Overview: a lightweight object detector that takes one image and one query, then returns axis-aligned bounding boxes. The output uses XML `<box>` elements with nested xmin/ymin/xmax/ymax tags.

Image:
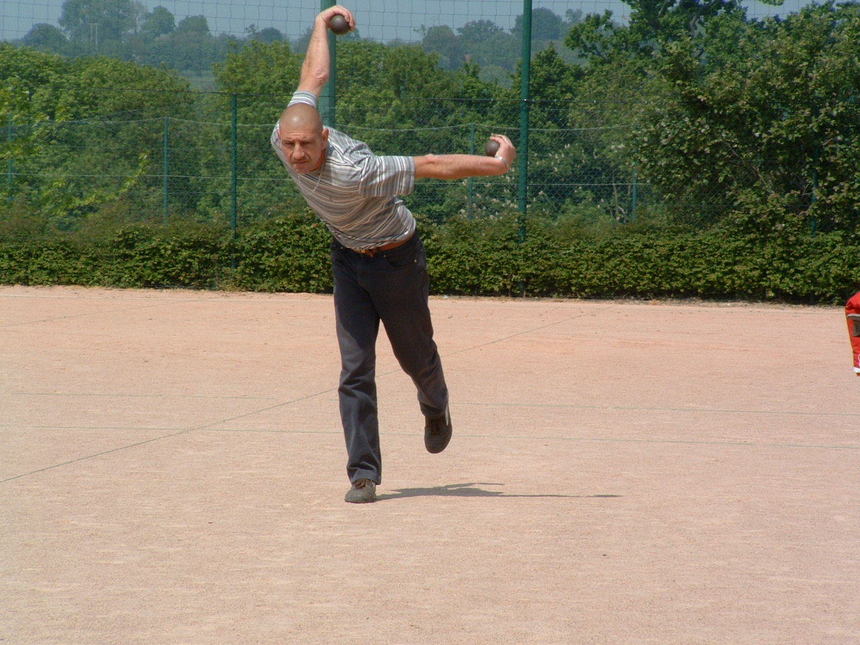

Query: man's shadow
<box><xmin>375</xmin><ymin>482</ymin><xmax>621</xmax><ymax>501</ymax></box>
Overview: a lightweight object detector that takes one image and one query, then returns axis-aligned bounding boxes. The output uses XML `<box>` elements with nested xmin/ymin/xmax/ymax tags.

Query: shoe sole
<box><xmin>425</xmin><ymin>433</ymin><xmax>451</xmax><ymax>453</ymax></box>
<box><xmin>344</xmin><ymin>482</ymin><xmax>377</xmax><ymax>503</ymax></box>
<box><xmin>425</xmin><ymin>407</ymin><xmax>452</xmax><ymax>453</ymax></box>
<box><xmin>344</xmin><ymin>492</ymin><xmax>376</xmax><ymax>503</ymax></box>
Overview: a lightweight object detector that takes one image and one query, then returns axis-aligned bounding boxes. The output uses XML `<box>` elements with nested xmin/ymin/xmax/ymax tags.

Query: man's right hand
<box><xmin>488</xmin><ymin>134</ymin><xmax>516</xmax><ymax>171</ymax></box>
<box><xmin>317</xmin><ymin>5</ymin><xmax>356</xmax><ymax>32</ymax></box>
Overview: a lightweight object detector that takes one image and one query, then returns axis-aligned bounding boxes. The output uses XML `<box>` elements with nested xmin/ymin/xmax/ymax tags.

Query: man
<box><xmin>271</xmin><ymin>5</ymin><xmax>516</xmax><ymax>503</ymax></box>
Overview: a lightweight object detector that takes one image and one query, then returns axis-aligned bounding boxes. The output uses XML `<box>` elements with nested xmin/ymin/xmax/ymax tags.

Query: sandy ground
<box><xmin>1</xmin><ymin>285</ymin><xmax>858</xmax><ymax>644</ymax></box>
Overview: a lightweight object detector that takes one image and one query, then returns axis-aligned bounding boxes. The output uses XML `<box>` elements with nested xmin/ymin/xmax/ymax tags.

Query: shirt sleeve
<box><xmin>288</xmin><ymin>91</ymin><xmax>318</xmax><ymax>109</ymax></box>
<box><xmin>357</xmin><ymin>155</ymin><xmax>416</xmax><ymax>198</ymax></box>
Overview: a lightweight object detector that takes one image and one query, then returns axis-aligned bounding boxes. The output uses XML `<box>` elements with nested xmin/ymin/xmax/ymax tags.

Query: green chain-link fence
<box><xmin>3</xmin><ymin>91</ymin><xmax>658</xmax><ymax>232</ymax></box>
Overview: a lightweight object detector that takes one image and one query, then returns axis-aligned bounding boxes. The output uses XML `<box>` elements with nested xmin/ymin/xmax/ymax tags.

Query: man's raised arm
<box><xmin>297</xmin><ymin>5</ymin><xmax>355</xmax><ymax>97</ymax></box>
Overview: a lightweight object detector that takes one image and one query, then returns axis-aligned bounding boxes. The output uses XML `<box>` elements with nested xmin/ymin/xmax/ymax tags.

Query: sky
<box><xmin>1</xmin><ymin>0</ymin><xmax>817</xmax><ymax>43</ymax></box>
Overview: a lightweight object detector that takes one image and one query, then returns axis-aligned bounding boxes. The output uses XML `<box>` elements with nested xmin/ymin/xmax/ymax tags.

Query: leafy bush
<box><xmin>231</xmin><ymin>212</ymin><xmax>332</xmax><ymax>292</ymax></box>
<box><xmin>0</xmin><ymin>217</ymin><xmax>226</xmax><ymax>288</ymax></box>
<box><xmin>0</xmin><ymin>210</ymin><xmax>857</xmax><ymax>304</ymax></box>
<box><xmin>91</xmin><ymin>223</ymin><xmax>226</xmax><ymax>288</ymax></box>
<box><xmin>424</xmin><ymin>211</ymin><xmax>859</xmax><ymax>303</ymax></box>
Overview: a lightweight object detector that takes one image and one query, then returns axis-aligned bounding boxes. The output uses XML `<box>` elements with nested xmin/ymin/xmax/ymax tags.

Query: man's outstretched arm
<box><xmin>297</xmin><ymin>5</ymin><xmax>355</xmax><ymax>97</ymax></box>
<box><xmin>414</xmin><ymin>134</ymin><xmax>517</xmax><ymax>180</ymax></box>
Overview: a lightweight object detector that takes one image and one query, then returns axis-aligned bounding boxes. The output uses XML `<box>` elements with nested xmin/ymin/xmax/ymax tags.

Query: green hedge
<box><xmin>424</xmin><ymin>214</ymin><xmax>860</xmax><ymax>303</ymax></box>
<box><xmin>0</xmin><ymin>222</ymin><xmax>226</xmax><ymax>289</ymax></box>
<box><xmin>1</xmin><ymin>212</ymin><xmax>858</xmax><ymax>304</ymax></box>
<box><xmin>231</xmin><ymin>216</ymin><xmax>332</xmax><ymax>292</ymax></box>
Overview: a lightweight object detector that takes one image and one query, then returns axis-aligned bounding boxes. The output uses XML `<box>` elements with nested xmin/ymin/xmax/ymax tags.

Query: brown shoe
<box><xmin>424</xmin><ymin>405</ymin><xmax>452</xmax><ymax>453</ymax></box>
<box><xmin>344</xmin><ymin>479</ymin><xmax>377</xmax><ymax>503</ymax></box>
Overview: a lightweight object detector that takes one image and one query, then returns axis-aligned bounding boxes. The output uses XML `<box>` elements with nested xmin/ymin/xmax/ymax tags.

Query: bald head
<box><xmin>277</xmin><ymin>102</ymin><xmax>329</xmax><ymax>174</ymax></box>
<box><xmin>280</xmin><ymin>102</ymin><xmax>324</xmax><ymax>135</ymax></box>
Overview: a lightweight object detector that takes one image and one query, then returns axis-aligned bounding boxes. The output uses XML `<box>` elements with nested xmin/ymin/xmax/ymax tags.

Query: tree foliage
<box><xmin>20</xmin><ymin>0</ymin><xmax>585</xmax><ymax>82</ymax></box>
<box><xmin>140</xmin><ymin>7</ymin><xmax>175</xmax><ymax>40</ymax></box>
<box><xmin>1</xmin><ymin>45</ymin><xmax>194</xmax><ymax>229</ymax></box>
<box><xmin>58</xmin><ymin>0</ymin><xmax>139</xmax><ymax>45</ymax></box>
<box><xmin>635</xmin><ymin>3</ymin><xmax>860</xmax><ymax>233</ymax></box>
<box><xmin>2</xmin><ymin>0</ymin><xmax>860</xmax><ymax>250</ymax></box>
<box><xmin>566</xmin><ymin>0</ymin><xmax>749</xmax><ymax>64</ymax></box>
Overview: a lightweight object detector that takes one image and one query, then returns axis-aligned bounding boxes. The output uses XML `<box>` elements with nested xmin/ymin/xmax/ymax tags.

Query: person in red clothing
<box><xmin>845</xmin><ymin>292</ymin><xmax>860</xmax><ymax>376</ymax></box>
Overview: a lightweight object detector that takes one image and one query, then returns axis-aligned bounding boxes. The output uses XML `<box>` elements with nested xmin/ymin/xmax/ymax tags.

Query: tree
<box><xmin>58</xmin><ymin>56</ymin><xmax>192</xmax><ymax>119</ymax></box>
<box><xmin>211</xmin><ymin>41</ymin><xmax>307</xmax><ymax>219</ymax></box>
<box><xmin>20</xmin><ymin>24</ymin><xmax>69</xmax><ymax>55</ymax></box>
<box><xmin>635</xmin><ymin>3</ymin><xmax>860</xmax><ymax>232</ymax></box>
<box><xmin>1</xmin><ymin>45</ymin><xmax>198</xmax><ymax>228</ymax></box>
<box><xmin>566</xmin><ymin>0</ymin><xmax>750</xmax><ymax>64</ymax></box>
<box><xmin>0</xmin><ymin>44</ymin><xmax>70</xmax><ymax>122</ymax></box>
<box><xmin>140</xmin><ymin>6</ymin><xmax>175</xmax><ymax>40</ymax></box>
<box><xmin>159</xmin><ymin>16</ymin><xmax>219</xmax><ymax>72</ymax></box>
<box><xmin>457</xmin><ymin>20</ymin><xmax>505</xmax><ymax>42</ymax></box>
<box><xmin>215</xmin><ymin>40</ymin><xmax>300</xmax><ymax>115</ymax></box>
<box><xmin>421</xmin><ymin>25</ymin><xmax>464</xmax><ymax>70</ymax></box>
<box><xmin>58</xmin><ymin>0</ymin><xmax>140</xmax><ymax>45</ymax></box>
<box><xmin>250</xmin><ymin>27</ymin><xmax>284</xmax><ymax>43</ymax></box>
<box><xmin>511</xmin><ymin>7</ymin><xmax>565</xmax><ymax>41</ymax></box>
<box><xmin>457</xmin><ymin>20</ymin><xmax>519</xmax><ymax>74</ymax></box>
<box><xmin>564</xmin><ymin>11</ymin><xmax>623</xmax><ymax>62</ymax></box>
<box><xmin>176</xmin><ymin>15</ymin><xmax>210</xmax><ymax>36</ymax></box>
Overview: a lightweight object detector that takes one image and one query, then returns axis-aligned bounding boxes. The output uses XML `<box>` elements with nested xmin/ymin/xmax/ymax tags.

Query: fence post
<box><xmin>6</xmin><ymin>114</ymin><xmax>13</xmax><ymax>200</ymax></box>
<box><xmin>467</xmin><ymin>123</ymin><xmax>476</xmax><ymax>217</ymax></box>
<box><xmin>630</xmin><ymin>166</ymin><xmax>638</xmax><ymax>221</ymax></box>
<box><xmin>320</xmin><ymin>0</ymin><xmax>336</xmax><ymax>127</ymax></box>
<box><xmin>810</xmin><ymin>143</ymin><xmax>819</xmax><ymax>235</ymax></box>
<box><xmin>162</xmin><ymin>116</ymin><xmax>169</xmax><ymax>224</ymax></box>
<box><xmin>230</xmin><ymin>93</ymin><xmax>238</xmax><ymax>238</ymax></box>
<box><xmin>517</xmin><ymin>0</ymin><xmax>533</xmax><ymax>237</ymax></box>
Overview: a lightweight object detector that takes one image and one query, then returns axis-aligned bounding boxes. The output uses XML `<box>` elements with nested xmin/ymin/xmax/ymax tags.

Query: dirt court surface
<box><xmin>1</xmin><ymin>285</ymin><xmax>858</xmax><ymax>644</ymax></box>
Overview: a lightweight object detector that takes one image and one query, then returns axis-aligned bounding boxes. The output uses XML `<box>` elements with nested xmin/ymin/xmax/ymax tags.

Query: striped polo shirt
<box><xmin>271</xmin><ymin>91</ymin><xmax>416</xmax><ymax>251</ymax></box>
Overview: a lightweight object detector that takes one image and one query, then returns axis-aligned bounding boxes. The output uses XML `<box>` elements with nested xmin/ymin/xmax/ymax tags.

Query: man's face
<box><xmin>279</xmin><ymin>125</ymin><xmax>328</xmax><ymax>174</ymax></box>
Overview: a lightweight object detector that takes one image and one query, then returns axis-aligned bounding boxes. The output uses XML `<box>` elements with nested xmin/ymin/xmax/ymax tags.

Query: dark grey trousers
<box><xmin>331</xmin><ymin>233</ymin><xmax>448</xmax><ymax>485</ymax></box>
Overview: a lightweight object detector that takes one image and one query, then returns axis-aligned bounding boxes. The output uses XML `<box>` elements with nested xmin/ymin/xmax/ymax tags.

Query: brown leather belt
<box><xmin>355</xmin><ymin>234</ymin><xmax>413</xmax><ymax>257</ymax></box>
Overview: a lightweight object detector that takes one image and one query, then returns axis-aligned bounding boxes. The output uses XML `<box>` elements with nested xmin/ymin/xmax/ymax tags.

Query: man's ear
<box><xmin>321</xmin><ymin>127</ymin><xmax>330</xmax><ymax>143</ymax></box>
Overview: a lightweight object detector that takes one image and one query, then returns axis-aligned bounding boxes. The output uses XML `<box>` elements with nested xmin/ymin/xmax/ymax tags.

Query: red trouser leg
<box><xmin>845</xmin><ymin>292</ymin><xmax>860</xmax><ymax>376</ymax></box>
